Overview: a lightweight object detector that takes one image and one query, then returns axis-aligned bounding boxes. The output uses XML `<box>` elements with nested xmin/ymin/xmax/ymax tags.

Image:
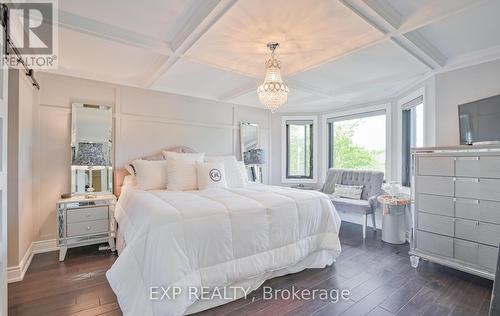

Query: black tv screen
<box><xmin>459</xmin><ymin>94</ymin><xmax>500</xmax><ymax>145</ymax></box>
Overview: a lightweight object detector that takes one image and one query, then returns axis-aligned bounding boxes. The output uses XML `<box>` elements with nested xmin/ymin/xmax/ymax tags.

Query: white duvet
<box><xmin>106</xmin><ymin>184</ymin><xmax>341</xmax><ymax>316</ymax></box>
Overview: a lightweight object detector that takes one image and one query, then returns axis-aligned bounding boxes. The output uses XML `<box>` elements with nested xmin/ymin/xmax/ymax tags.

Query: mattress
<box><xmin>106</xmin><ymin>184</ymin><xmax>341</xmax><ymax>315</ymax></box>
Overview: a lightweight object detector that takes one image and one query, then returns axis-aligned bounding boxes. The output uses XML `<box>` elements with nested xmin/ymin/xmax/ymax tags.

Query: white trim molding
<box><xmin>321</xmin><ymin>103</ymin><xmax>392</xmax><ymax>183</ymax></box>
<box><xmin>7</xmin><ymin>244</ymin><xmax>33</xmax><ymax>283</ymax></box>
<box><xmin>396</xmin><ymin>87</ymin><xmax>425</xmax><ymax>184</ymax></box>
<box><xmin>7</xmin><ymin>239</ymin><xmax>58</xmax><ymax>283</ymax></box>
<box><xmin>281</xmin><ymin>115</ymin><xmax>319</xmax><ymax>184</ymax></box>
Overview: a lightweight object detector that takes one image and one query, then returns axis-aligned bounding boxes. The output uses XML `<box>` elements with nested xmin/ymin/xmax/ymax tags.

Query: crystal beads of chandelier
<box><xmin>257</xmin><ymin>53</ymin><xmax>289</xmax><ymax>113</ymax></box>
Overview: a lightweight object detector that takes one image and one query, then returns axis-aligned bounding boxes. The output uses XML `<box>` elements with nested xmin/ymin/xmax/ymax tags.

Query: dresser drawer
<box><xmin>416</xmin><ymin>176</ymin><xmax>454</xmax><ymax>196</ymax></box>
<box><xmin>455</xmin><ymin>178</ymin><xmax>500</xmax><ymax>201</ymax></box>
<box><xmin>417</xmin><ymin>194</ymin><xmax>454</xmax><ymax>217</ymax></box>
<box><xmin>455</xmin><ymin>218</ymin><xmax>500</xmax><ymax>247</ymax></box>
<box><xmin>418</xmin><ymin>212</ymin><xmax>454</xmax><ymax>237</ymax></box>
<box><xmin>67</xmin><ymin>219</ymin><xmax>109</xmax><ymax>237</ymax></box>
<box><xmin>478</xmin><ymin>179</ymin><xmax>500</xmax><ymax>201</ymax></box>
<box><xmin>478</xmin><ymin>244</ymin><xmax>499</xmax><ymax>271</ymax></box>
<box><xmin>455</xmin><ymin>198</ymin><xmax>500</xmax><ymax>224</ymax></box>
<box><xmin>454</xmin><ymin>238</ymin><xmax>478</xmax><ymax>265</ymax></box>
<box><xmin>418</xmin><ymin>156</ymin><xmax>454</xmax><ymax>176</ymax></box>
<box><xmin>456</xmin><ymin>156</ymin><xmax>500</xmax><ymax>178</ymax></box>
<box><xmin>417</xmin><ymin>230</ymin><xmax>453</xmax><ymax>258</ymax></box>
<box><xmin>67</xmin><ymin>206</ymin><xmax>108</xmax><ymax>223</ymax></box>
<box><xmin>454</xmin><ymin>177</ymin><xmax>480</xmax><ymax>199</ymax></box>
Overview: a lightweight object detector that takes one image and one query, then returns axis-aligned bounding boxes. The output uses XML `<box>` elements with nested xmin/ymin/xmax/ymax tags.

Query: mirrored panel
<box><xmin>240</xmin><ymin>122</ymin><xmax>264</xmax><ymax>182</ymax></box>
<box><xmin>71</xmin><ymin>103</ymin><xmax>112</xmax><ymax>195</ymax></box>
<box><xmin>240</xmin><ymin>122</ymin><xmax>259</xmax><ymax>159</ymax></box>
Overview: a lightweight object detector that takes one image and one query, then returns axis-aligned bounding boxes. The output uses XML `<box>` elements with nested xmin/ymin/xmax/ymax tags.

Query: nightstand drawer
<box><xmin>67</xmin><ymin>219</ymin><xmax>109</xmax><ymax>237</ymax></box>
<box><xmin>67</xmin><ymin>206</ymin><xmax>108</xmax><ymax>223</ymax></box>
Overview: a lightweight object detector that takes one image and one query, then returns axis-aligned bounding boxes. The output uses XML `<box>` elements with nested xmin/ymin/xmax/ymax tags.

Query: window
<box><xmin>286</xmin><ymin>120</ymin><xmax>313</xmax><ymax>179</ymax></box>
<box><xmin>402</xmin><ymin>96</ymin><xmax>424</xmax><ymax>187</ymax></box>
<box><xmin>327</xmin><ymin>111</ymin><xmax>386</xmax><ymax>174</ymax></box>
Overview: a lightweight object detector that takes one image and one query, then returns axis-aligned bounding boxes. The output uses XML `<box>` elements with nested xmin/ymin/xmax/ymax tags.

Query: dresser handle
<box><xmin>87</xmin><ymin>226</ymin><xmax>91</xmax><ymax>230</ymax></box>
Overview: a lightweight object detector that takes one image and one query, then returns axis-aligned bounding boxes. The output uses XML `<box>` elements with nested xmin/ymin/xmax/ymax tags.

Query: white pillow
<box><xmin>164</xmin><ymin>151</ymin><xmax>205</xmax><ymax>191</ymax></box>
<box><xmin>205</xmin><ymin>156</ymin><xmax>246</xmax><ymax>188</ymax></box>
<box><xmin>237</xmin><ymin>161</ymin><xmax>249</xmax><ymax>184</ymax></box>
<box><xmin>127</xmin><ymin>159</ymin><xmax>167</xmax><ymax>190</ymax></box>
<box><xmin>332</xmin><ymin>184</ymin><xmax>364</xmax><ymax>200</ymax></box>
<box><xmin>196</xmin><ymin>162</ymin><xmax>228</xmax><ymax>190</ymax></box>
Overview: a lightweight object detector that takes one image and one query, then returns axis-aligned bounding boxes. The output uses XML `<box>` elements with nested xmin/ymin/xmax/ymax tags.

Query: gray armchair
<box><xmin>321</xmin><ymin>169</ymin><xmax>384</xmax><ymax>239</ymax></box>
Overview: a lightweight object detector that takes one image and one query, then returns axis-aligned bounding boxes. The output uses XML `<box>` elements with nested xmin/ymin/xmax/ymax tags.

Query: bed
<box><xmin>106</xmin><ymin>147</ymin><xmax>342</xmax><ymax>316</ymax></box>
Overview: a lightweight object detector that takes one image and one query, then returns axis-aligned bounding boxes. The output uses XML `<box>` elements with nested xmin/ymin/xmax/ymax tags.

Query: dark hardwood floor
<box><xmin>8</xmin><ymin>222</ymin><xmax>493</xmax><ymax>316</ymax></box>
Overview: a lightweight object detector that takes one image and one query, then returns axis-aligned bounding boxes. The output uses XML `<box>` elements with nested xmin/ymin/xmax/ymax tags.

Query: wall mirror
<box><xmin>240</xmin><ymin>122</ymin><xmax>264</xmax><ymax>182</ymax></box>
<box><xmin>240</xmin><ymin>122</ymin><xmax>259</xmax><ymax>159</ymax></box>
<box><xmin>71</xmin><ymin>103</ymin><xmax>113</xmax><ymax>195</ymax></box>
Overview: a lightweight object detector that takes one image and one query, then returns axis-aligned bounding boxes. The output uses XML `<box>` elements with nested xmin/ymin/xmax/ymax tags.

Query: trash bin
<box><xmin>381</xmin><ymin>204</ymin><xmax>406</xmax><ymax>244</ymax></box>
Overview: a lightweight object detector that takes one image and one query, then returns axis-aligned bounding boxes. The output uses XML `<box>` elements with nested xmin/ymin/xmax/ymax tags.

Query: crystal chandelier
<box><xmin>257</xmin><ymin>42</ymin><xmax>289</xmax><ymax>113</ymax></box>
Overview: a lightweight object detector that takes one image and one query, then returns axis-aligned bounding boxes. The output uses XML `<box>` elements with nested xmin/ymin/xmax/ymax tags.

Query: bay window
<box><xmin>327</xmin><ymin>110</ymin><xmax>387</xmax><ymax>174</ymax></box>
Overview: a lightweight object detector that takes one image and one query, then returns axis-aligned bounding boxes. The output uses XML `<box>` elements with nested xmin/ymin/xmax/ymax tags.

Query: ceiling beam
<box><xmin>399</xmin><ymin>0</ymin><xmax>489</xmax><ymax>34</ymax></box>
<box><xmin>56</xmin><ymin>9</ymin><xmax>173</xmax><ymax>56</ymax></box>
<box><xmin>143</xmin><ymin>0</ymin><xmax>239</xmax><ymax>88</ymax></box>
<box><xmin>342</xmin><ymin>0</ymin><xmax>444</xmax><ymax>69</ymax></box>
<box><xmin>218</xmin><ymin>82</ymin><xmax>257</xmax><ymax>102</ymax></box>
<box><xmin>362</xmin><ymin>0</ymin><xmax>402</xmax><ymax>30</ymax></box>
<box><xmin>402</xmin><ymin>32</ymin><xmax>447</xmax><ymax>67</ymax></box>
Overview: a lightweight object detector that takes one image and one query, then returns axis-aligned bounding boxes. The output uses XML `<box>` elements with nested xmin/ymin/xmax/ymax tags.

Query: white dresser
<box><xmin>57</xmin><ymin>195</ymin><xmax>117</xmax><ymax>261</ymax></box>
<box><xmin>411</xmin><ymin>145</ymin><xmax>500</xmax><ymax>280</ymax></box>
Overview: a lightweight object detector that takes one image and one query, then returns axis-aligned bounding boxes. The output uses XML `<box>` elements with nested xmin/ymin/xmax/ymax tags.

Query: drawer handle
<box><xmin>85</xmin><ymin>213</ymin><xmax>91</xmax><ymax>217</ymax></box>
<box><xmin>86</xmin><ymin>226</ymin><xmax>91</xmax><ymax>230</ymax></box>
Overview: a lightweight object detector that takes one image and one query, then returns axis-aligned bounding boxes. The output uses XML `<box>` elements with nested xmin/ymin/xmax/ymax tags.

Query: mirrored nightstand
<box><xmin>57</xmin><ymin>194</ymin><xmax>116</xmax><ymax>261</ymax></box>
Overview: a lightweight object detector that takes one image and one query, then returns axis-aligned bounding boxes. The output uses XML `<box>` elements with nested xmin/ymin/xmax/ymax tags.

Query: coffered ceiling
<box><xmin>37</xmin><ymin>0</ymin><xmax>500</xmax><ymax>112</ymax></box>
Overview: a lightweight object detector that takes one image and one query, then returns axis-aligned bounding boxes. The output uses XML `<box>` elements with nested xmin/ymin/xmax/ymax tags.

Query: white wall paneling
<box><xmin>21</xmin><ymin>72</ymin><xmax>271</xmax><ymax>272</ymax></box>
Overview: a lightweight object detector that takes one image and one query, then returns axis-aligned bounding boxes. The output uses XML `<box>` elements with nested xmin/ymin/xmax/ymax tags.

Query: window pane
<box><xmin>330</xmin><ymin>114</ymin><xmax>386</xmax><ymax>173</ymax></box>
<box><xmin>287</xmin><ymin>123</ymin><xmax>312</xmax><ymax>178</ymax></box>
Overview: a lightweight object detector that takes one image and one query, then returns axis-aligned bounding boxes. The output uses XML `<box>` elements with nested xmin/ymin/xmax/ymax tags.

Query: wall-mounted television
<box><xmin>459</xmin><ymin>94</ymin><xmax>500</xmax><ymax>145</ymax></box>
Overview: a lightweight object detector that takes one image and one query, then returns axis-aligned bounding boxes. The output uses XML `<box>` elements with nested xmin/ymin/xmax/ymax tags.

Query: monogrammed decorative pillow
<box><xmin>332</xmin><ymin>184</ymin><xmax>364</xmax><ymax>200</ymax></box>
<box><xmin>205</xmin><ymin>155</ymin><xmax>247</xmax><ymax>188</ymax></box>
<box><xmin>196</xmin><ymin>162</ymin><xmax>228</xmax><ymax>190</ymax></box>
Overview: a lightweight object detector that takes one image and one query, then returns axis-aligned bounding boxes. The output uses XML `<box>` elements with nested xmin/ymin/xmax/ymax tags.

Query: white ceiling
<box><xmin>37</xmin><ymin>0</ymin><xmax>500</xmax><ymax>112</ymax></box>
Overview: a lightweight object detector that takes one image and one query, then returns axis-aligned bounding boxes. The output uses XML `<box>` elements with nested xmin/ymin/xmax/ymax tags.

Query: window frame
<box><xmin>322</xmin><ymin>104</ymin><xmax>391</xmax><ymax>183</ymax></box>
<box><xmin>326</xmin><ymin>109</ymin><xmax>387</xmax><ymax>171</ymax></box>
<box><xmin>397</xmin><ymin>87</ymin><xmax>425</xmax><ymax>187</ymax></box>
<box><xmin>281</xmin><ymin>116</ymin><xmax>318</xmax><ymax>184</ymax></box>
<box><xmin>401</xmin><ymin>96</ymin><xmax>424</xmax><ymax>187</ymax></box>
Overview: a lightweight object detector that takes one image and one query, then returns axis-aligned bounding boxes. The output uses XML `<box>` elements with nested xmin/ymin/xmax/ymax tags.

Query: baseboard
<box><xmin>7</xmin><ymin>243</ymin><xmax>33</xmax><ymax>283</ymax></box>
<box><xmin>32</xmin><ymin>239</ymin><xmax>58</xmax><ymax>254</ymax></box>
<box><xmin>7</xmin><ymin>239</ymin><xmax>58</xmax><ymax>283</ymax></box>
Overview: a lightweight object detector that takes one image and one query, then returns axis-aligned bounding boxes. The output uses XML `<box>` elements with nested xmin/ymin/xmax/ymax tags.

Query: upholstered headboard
<box><xmin>113</xmin><ymin>146</ymin><xmax>196</xmax><ymax>197</ymax></box>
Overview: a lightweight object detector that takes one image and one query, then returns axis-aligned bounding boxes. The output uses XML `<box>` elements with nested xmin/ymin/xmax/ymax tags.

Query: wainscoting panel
<box><xmin>118</xmin><ymin>117</ymin><xmax>234</xmax><ymax>166</ymax></box>
<box><xmin>120</xmin><ymin>86</ymin><xmax>234</xmax><ymax>125</ymax></box>
<box><xmin>30</xmin><ymin>72</ymin><xmax>271</xmax><ymax>254</ymax></box>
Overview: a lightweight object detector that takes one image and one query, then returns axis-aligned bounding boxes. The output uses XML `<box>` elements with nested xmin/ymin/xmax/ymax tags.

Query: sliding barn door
<box><xmin>0</xmin><ymin>13</ymin><xmax>8</xmax><ymax>316</ymax></box>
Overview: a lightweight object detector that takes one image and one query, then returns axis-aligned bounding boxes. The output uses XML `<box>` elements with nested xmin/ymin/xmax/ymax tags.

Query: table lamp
<box><xmin>72</xmin><ymin>142</ymin><xmax>109</xmax><ymax>198</ymax></box>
